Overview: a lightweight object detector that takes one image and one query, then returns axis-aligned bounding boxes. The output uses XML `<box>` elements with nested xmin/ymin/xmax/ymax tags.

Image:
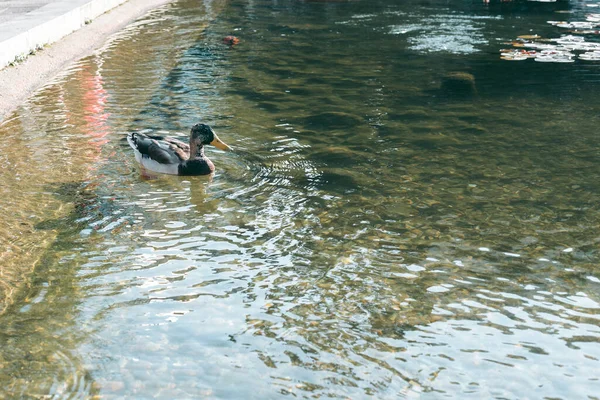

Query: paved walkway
<box><xmin>0</xmin><ymin>0</ymin><xmax>127</xmax><ymax>68</ymax></box>
<box><xmin>0</xmin><ymin>0</ymin><xmax>64</xmax><ymax>25</ymax></box>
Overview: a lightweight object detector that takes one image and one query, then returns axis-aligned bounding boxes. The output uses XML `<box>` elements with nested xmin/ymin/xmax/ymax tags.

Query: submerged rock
<box><xmin>297</xmin><ymin>111</ymin><xmax>364</xmax><ymax>130</ymax></box>
<box><xmin>440</xmin><ymin>72</ymin><xmax>477</xmax><ymax>97</ymax></box>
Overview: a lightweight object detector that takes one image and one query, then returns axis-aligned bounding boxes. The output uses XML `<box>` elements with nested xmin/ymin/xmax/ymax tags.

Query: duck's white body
<box><xmin>127</xmin><ymin>134</ymin><xmax>180</xmax><ymax>175</ymax></box>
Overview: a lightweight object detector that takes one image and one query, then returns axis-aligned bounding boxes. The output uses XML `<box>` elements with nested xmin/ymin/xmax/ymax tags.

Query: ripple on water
<box><xmin>2</xmin><ymin>0</ymin><xmax>600</xmax><ymax>398</ymax></box>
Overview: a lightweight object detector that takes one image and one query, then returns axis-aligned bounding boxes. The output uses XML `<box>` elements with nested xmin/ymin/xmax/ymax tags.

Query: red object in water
<box><xmin>223</xmin><ymin>36</ymin><xmax>240</xmax><ymax>46</ymax></box>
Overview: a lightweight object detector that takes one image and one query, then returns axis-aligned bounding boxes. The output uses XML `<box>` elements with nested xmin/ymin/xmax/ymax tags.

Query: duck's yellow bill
<box><xmin>210</xmin><ymin>134</ymin><xmax>232</xmax><ymax>151</ymax></box>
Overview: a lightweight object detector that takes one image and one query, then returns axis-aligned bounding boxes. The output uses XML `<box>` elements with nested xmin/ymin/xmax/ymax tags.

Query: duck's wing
<box><xmin>162</xmin><ymin>136</ymin><xmax>190</xmax><ymax>151</ymax></box>
<box><xmin>127</xmin><ymin>133</ymin><xmax>183</xmax><ymax>164</ymax></box>
<box><xmin>162</xmin><ymin>137</ymin><xmax>190</xmax><ymax>161</ymax></box>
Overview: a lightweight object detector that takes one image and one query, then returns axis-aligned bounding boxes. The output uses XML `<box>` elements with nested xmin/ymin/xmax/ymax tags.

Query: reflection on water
<box><xmin>1</xmin><ymin>0</ymin><xmax>600</xmax><ymax>398</ymax></box>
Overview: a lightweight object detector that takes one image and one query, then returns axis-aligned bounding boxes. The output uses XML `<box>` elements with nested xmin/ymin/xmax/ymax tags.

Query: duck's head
<box><xmin>191</xmin><ymin>123</ymin><xmax>231</xmax><ymax>151</ymax></box>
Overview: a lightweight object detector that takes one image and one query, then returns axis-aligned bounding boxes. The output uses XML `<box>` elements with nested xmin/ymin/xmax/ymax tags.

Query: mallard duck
<box><xmin>127</xmin><ymin>123</ymin><xmax>231</xmax><ymax>175</ymax></box>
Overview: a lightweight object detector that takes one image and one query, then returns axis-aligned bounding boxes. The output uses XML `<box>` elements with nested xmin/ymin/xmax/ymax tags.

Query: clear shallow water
<box><xmin>1</xmin><ymin>0</ymin><xmax>600</xmax><ymax>398</ymax></box>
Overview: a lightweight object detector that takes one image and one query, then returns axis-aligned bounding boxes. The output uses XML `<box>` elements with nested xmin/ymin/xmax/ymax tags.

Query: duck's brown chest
<box><xmin>178</xmin><ymin>158</ymin><xmax>214</xmax><ymax>176</ymax></box>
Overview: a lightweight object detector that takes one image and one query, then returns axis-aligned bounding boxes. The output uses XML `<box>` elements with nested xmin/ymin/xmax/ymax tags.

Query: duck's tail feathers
<box><xmin>127</xmin><ymin>132</ymin><xmax>139</xmax><ymax>150</ymax></box>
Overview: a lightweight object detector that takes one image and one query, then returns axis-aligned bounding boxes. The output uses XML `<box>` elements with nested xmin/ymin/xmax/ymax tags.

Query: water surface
<box><xmin>1</xmin><ymin>0</ymin><xmax>600</xmax><ymax>398</ymax></box>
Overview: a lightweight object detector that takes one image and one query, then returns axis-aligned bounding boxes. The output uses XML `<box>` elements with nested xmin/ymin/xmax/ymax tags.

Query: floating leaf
<box><xmin>579</xmin><ymin>51</ymin><xmax>600</xmax><ymax>60</ymax></box>
<box><xmin>566</xmin><ymin>29</ymin><xmax>600</xmax><ymax>35</ymax></box>
<box><xmin>587</xmin><ymin>14</ymin><xmax>600</xmax><ymax>23</ymax></box>
<box><xmin>535</xmin><ymin>55</ymin><xmax>575</xmax><ymax>63</ymax></box>
<box><xmin>525</xmin><ymin>42</ymin><xmax>557</xmax><ymax>50</ymax></box>
<box><xmin>502</xmin><ymin>24</ymin><xmax>600</xmax><ymax>63</ymax></box>
<box><xmin>552</xmin><ymin>35</ymin><xmax>585</xmax><ymax>43</ymax></box>
<box><xmin>518</xmin><ymin>34</ymin><xmax>541</xmax><ymax>40</ymax></box>
<box><xmin>500</xmin><ymin>49</ymin><xmax>536</xmax><ymax>60</ymax></box>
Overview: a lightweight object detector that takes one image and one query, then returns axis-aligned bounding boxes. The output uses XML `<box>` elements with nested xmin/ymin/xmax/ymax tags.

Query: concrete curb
<box><xmin>0</xmin><ymin>0</ymin><xmax>128</xmax><ymax>68</ymax></box>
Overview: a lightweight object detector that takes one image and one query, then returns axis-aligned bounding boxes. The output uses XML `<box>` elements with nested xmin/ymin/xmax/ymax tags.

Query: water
<box><xmin>1</xmin><ymin>0</ymin><xmax>600</xmax><ymax>398</ymax></box>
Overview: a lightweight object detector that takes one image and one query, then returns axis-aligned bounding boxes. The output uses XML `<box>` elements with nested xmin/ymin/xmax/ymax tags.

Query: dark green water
<box><xmin>1</xmin><ymin>0</ymin><xmax>600</xmax><ymax>398</ymax></box>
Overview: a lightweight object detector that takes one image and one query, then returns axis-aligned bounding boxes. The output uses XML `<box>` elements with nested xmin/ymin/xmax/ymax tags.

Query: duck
<box><xmin>127</xmin><ymin>123</ymin><xmax>231</xmax><ymax>175</ymax></box>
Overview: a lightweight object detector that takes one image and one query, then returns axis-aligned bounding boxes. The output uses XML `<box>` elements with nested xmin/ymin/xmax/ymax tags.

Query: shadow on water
<box><xmin>0</xmin><ymin>181</ymin><xmax>101</xmax><ymax>398</ymax></box>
